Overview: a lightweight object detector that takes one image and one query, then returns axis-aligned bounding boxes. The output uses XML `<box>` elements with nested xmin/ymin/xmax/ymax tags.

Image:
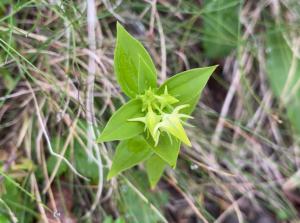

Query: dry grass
<box><xmin>1</xmin><ymin>0</ymin><xmax>300</xmax><ymax>222</ymax></box>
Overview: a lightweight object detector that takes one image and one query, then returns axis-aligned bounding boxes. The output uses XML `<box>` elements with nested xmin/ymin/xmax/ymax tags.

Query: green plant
<box><xmin>97</xmin><ymin>22</ymin><xmax>217</xmax><ymax>188</ymax></box>
<box><xmin>202</xmin><ymin>0</ymin><xmax>240</xmax><ymax>59</ymax></box>
<box><xmin>266</xmin><ymin>28</ymin><xmax>300</xmax><ymax>134</ymax></box>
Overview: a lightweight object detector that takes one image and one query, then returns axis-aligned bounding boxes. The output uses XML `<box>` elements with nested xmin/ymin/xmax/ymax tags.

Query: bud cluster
<box><xmin>129</xmin><ymin>87</ymin><xmax>193</xmax><ymax>146</ymax></box>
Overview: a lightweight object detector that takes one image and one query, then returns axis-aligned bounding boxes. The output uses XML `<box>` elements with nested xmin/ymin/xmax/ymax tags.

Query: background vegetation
<box><xmin>0</xmin><ymin>0</ymin><xmax>300</xmax><ymax>222</ymax></box>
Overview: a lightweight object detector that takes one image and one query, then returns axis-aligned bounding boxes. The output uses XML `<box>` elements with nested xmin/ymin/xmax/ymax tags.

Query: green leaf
<box><xmin>103</xmin><ymin>216</ymin><xmax>125</xmax><ymax>223</ymax></box>
<box><xmin>146</xmin><ymin>154</ymin><xmax>167</xmax><ymax>188</ymax></box>
<box><xmin>147</xmin><ymin>133</ymin><xmax>181</xmax><ymax>167</ymax></box>
<box><xmin>114</xmin><ymin>22</ymin><xmax>157</xmax><ymax>98</ymax></box>
<box><xmin>0</xmin><ymin>215</ymin><xmax>10</xmax><ymax>223</ymax></box>
<box><xmin>103</xmin><ymin>216</ymin><xmax>114</xmax><ymax>223</ymax></box>
<box><xmin>47</xmin><ymin>155</ymin><xmax>68</xmax><ymax>177</ymax></box>
<box><xmin>46</xmin><ymin>137</ymin><xmax>68</xmax><ymax>177</ymax></box>
<box><xmin>118</xmin><ymin>176</ymin><xmax>166</xmax><ymax>223</ymax></box>
<box><xmin>266</xmin><ymin>29</ymin><xmax>300</xmax><ymax>133</ymax></box>
<box><xmin>1</xmin><ymin>179</ymin><xmax>35</xmax><ymax>222</ymax></box>
<box><xmin>98</xmin><ymin>99</ymin><xmax>145</xmax><ymax>142</ymax></box>
<box><xmin>138</xmin><ymin>56</ymin><xmax>157</xmax><ymax>93</ymax></box>
<box><xmin>74</xmin><ymin>144</ymin><xmax>99</xmax><ymax>183</ymax></box>
<box><xmin>158</xmin><ymin>66</ymin><xmax>217</xmax><ymax>115</ymax></box>
<box><xmin>107</xmin><ymin>136</ymin><xmax>153</xmax><ymax>179</ymax></box>
<box><xmin>115</xmin><ymin>218</ymin><xmax>126</xmax><ymax>223</ymax></box>
<box><xmin>202</xmin><ymin>0</ymin><xmax>240</xmax><ymax>59</ymax></box>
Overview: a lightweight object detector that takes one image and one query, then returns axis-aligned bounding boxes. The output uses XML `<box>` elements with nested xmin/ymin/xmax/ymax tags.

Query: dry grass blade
<box><xmin>1</xmin><ymin>0</ymin><xmax>300</xmax><ymax>222</ymax></box>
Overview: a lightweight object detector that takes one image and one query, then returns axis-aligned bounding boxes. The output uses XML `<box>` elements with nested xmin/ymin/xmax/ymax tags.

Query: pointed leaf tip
<box><xmin>158</xmin><ymin>65</ymin><xmax>217</xmax><ymax>115</ymax></box>
<box><xmin>114</xmin><ymin>21</ymin><xmax>157</xmax><ymax>98</ymax></box>
<box><xmin>146</xmin><ymin>155</ymin><xmax>167</xmax><ymax>188</ymax></box>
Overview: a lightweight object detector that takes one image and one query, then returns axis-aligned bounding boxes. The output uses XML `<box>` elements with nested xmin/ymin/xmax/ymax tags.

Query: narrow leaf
<box><xmin>114</xmin><ymin>22</ymin><xmax>157</xmax><ymax>98</ymax></box>
<box><xmin>107</xmin><ymin>136</ymin><xmax>153</xmax><ymax>179</ymax></box>
<box><xmin>97</xmin><ymin>99</ymin><xmax>144</xmax><ymax>142</ymax></box>
<box><xmin>158</xmin><ymin>66</ymin><xmax>217</xmax><ymax>115</ymax></box>
<box><xmin>146</xmin><ymin>154</ymin><xmax>167</xmax><ymax>188</ymax></box>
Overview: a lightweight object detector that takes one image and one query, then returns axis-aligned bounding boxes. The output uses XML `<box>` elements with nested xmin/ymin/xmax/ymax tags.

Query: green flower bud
<box><xmin>128</xmin><ymin>106</ymin><xmax>161</xmax><ymax>144</ymax></box>
<box><xmin>155</xmin><ymin>87</ymin><xmax>179</xmax><ymax>110</ymax></box>
<box><xmin>137</xmin><ymin>88</ymin><xmax>157</xmax><ymax>112</ymax></box>
<box><xmin>130</xmin><ymin>88</ymin><xmax>192</xmax><ymax>146</ymax></box>
<box><xmin>154</xmin><ymin>104</ymin><xmax>192</xmax><ymax>146</ymax></box>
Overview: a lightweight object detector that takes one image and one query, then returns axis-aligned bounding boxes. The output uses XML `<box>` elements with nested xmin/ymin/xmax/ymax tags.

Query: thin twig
<box><xmin>85</xmin><ymin>0</ymin><xmax>104</xmax><ymax>215</ymax></box>
<box><xmin>155</xmin><ymin>9</ymin><xmax>167</xmax><ymax>82</ymax></box>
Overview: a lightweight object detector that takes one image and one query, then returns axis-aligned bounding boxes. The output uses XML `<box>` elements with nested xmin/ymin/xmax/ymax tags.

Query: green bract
<box><xmin>97</xmin><ymin>22</ymin><xmax>217</xmax><ymax>188</ymax></box>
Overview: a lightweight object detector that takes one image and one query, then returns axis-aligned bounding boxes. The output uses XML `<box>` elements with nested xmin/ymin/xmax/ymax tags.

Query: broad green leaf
<box><xmin>287</xmin><ymin>106</ymin><xmax>300</xmax><ymax>134</ymax></box>
<box><xmin>146</xmin><ymin>133</ymin><xmax>181</xmax><ymax>167</ymax></box>
<box><xmin>103</xmin><ymin>216</ymin><xmax>114</xmax><ymax>223</ymax></box>
<box><xmin>103</xmin><ymin>217</ymin><xmax>125</xmax><ymax>223</ymax></box>
<box><xmin>107</xmin><ymin>136</ymin><xmax>153</xmax><ymax>179</ymax></box>
<box><xmin>202</xmin><ymin>0</ymin><xmax>240</xmax><ymax>59</ymax></box>
<box><xmin>74</xmin><ymin>144</ymin><xmax>99</xmax><ymax>183</ymax></box>
<box><xmin>98</xmin><ymin>99</ymin><xmax>145</xmax><ymax>142</ymax></box>
<box><xmin>146</xmin><ymin>154</ymin><xmax>167</xmax><ymax>188</ymax></box>
<box><xmin>46</xmin><ymin>137</ymin><xmax>68</xmax><ymax>177</ymax></box>
<box><xmin>115</xmin><ymin>218</ymin><xmax>126</xmax><ymax>223</ymax></box>
<box><xmin>138</xmin><ymin>56</ymin><xmax>157</xmax><ymax>93</ymax></box>
<box><xmin>47</xmin><ymin>155</ymin><xmax>68</xmax><ymax>177</ymax></box>
<box><xmin>158</xmin><ymin>66</ymin><xmax>217</xmax><ymax>115</ymax></box>
<box><xmin>114</xmin><ymin>22</ymin><xmax>157</xmax><ymax>98</ymax></box>
<box><xmin>118</xmin><ymin>174</ymin><xmax>166</xmax><ymax>223</ymax></box>
<box><xmin>0</xmin><ymin>215</ymin><xmax>10</xmax><ymax>223</ymax></box>
<box><xmin>266</xmin><ymin>30</ymin><xmax>300</xmax><ymax>133</ymax></box>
